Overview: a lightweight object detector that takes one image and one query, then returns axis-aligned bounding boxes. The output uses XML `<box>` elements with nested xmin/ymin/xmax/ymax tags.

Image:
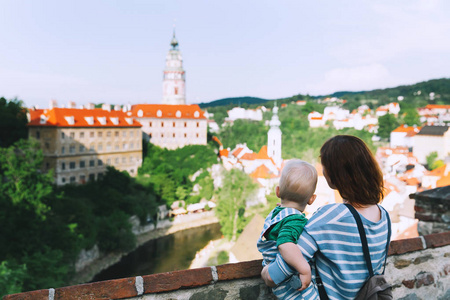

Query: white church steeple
<box><xmin>162</xmin><ymin>29</ymin><xmax>186</xmax><ymax>105</ymax></box>
<box><xmin>268</xmin><ymin>102</ymin><xmax>282</xmax><ymax>167</ymax></box>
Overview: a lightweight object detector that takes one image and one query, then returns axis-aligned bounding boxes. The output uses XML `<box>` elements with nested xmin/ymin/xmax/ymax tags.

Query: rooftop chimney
<box><xmin>49</xmin><ymin>99</ymin><xmax>58</xmax><ymax>109</ymax></box>
<box><xmin>68</xmin><ymin>101</ymin><xmax>76</xmax><ymax>109</ymax></box>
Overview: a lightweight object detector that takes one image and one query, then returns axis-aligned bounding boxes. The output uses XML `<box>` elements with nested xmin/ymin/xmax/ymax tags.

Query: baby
<box><xmin>257</xmin><ymin>159</ymin><xmax>317</xmax><ymax>292</ymax></box>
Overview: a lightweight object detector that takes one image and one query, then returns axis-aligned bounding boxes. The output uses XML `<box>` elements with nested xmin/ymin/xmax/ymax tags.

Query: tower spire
<box><xmin>170</xmin><ymin>24</ymin><xmax>178</xmax><ymax>49</ymax></box>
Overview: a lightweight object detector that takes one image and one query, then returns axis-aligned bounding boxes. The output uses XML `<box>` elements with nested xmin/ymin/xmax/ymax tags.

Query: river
<box><xmin>91</xmin><ymin>223</ymin><xmax>222</xmax><ymax>282</ymax></box>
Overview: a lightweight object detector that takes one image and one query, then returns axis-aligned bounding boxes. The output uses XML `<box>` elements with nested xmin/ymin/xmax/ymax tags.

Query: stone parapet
<box><xmin>5</xmin><ymin>231</ymin><xmax>450</xmax><ymax>300</ymax></box>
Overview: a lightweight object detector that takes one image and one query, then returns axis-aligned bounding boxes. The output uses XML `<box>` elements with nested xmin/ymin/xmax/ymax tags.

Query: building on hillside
<box><xmin>422</xmin><ymin>164</ymin><xmax>450</xmax><ymax>189</ymax></box>
<box><xmin>376</xmin><ymin>146</ymin><xmax>419</xmax><ymax>176</ymax></box>
<box><xmin>308</xmin><ymin>111</ymin><xmax>325</xmax><ymax>128</ymax></box>
<box><xmin>376</xmin><ymin>102</ymin><xmax>400</xmax><ymax>117</ymax></box>
<box><xmin>27</xmin><ymin>104</ymin><xmax>142</xmax><ymax>185</ymax></box>
<box><xmin>162</xmin><ymin>31</ymin><xmax>186</xmax><ymax>105</ymax></box>
<box><xmin>226</xmin><ymin>107</ymin><xmax>263</xmax><ymax>122</ymax></box>
<box><xmin>413</xmin><ymin>125</ymin><xmax>450</xmax><ymax>164</ymax></box>
<box><xmin>390</xmin><ymin>125</ymin><xmax>421</xmax><ymax>149</ymax></box>
<box><xmin>129</xmin><ymin>104</ymin><xmax>207</xmax><ymax>150</ymax></box>
<box><xmin>418</xmin><ymin>104</ymin><xmax>450</xmax><ymax>125</ymax></box>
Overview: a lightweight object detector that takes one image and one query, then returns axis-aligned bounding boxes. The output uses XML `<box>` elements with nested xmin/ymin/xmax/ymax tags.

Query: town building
<box><xmin>162</xmin><ymin>31</ymin><xmax>186</xmax><ymax>105</ymax></box>
<box><xmin>129</xmin><ymin>104</ymin><xmax>207</xmax><ymax>150</ymax></box>
<box><xmin>390</xmin><ymin>125</ymin><xmax>421</xmax><ymax>149</ymax></box>
<box><xmin>413</xmin><ymin>125</ymin><xmax>450</xmax><ymax>164</ymax></box>
<box><xmin>27</xmin><ymin>105</ymin><xmax>142</xmax><ymax>185</ymax></box>
<box><xmin>375</xmin><ymin>102</ymin><xmax>400</xmax><ymax>117</ymax></box>
<box><xmin>226</xmin><ymin>107</ymin><xmax>263</xmax><ymax>122</ymax></box>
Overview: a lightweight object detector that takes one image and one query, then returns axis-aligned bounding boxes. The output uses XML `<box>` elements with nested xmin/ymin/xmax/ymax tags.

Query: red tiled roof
<box><xmin>219</xmin><ymin>149</ymin><xmax>229</xmax><ymax>157</ymax></box>
<box><xmin>255</xmin><ymin>145</ymin><xmax>270</xmax><ymax>160</ymax></box>
<box><xmin>28</xmin><ymin>108</ymin><xmax>141</xmax><ymax>128</ymax></box>
<box><xmin>425</xmin><ymin>104</ymin><xmax>450</xmax><ymax>110</ymax></box>
<box><xmin>310</xmin><ymin>117</ymin><xmax>323</xmax><ymax>120</ymax></box>
<box><xmin>437</xmin><ymin>173</ymin><xmax>450</xmax><ymax>187</ymax></box>
<box><xmin>250</xmin><ymin>164</ymin><xmax>277</xmax><ymax>179</ymax></box>
<box><xmin>232</xmin><ymin>147</ymin><xmax>244</xmax><ymax>157</ymax></box>
<box><xmin>392</xmin><ymin>125</ymin><xmax>422</xmax><ymax>134</ymax></box>
<box><xmin>427</xmin><ymin>164</ymin><xmax>446</xmax><ymax>177</ymax></box>
<box><xmin>241</xmin><ymin>152</ymin><xmax>256</xmax><ymax>160</ymax></box>
<box><xmin>129</xmin><ymin>104</ymin><xmax>206</xmax><ymax>120</ymax></box>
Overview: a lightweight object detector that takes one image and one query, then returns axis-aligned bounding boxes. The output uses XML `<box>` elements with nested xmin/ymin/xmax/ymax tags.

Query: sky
<box><xmin>1</xmin><ymin>0</ymin><xmax>449</xmax><ymax>109</ymax></box>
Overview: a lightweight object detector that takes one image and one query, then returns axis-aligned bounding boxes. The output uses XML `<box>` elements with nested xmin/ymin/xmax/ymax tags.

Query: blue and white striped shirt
<box><xmin>268</xmin><ymin>203</ymin><xmax>391</xmax><ymax>300</ymax></box>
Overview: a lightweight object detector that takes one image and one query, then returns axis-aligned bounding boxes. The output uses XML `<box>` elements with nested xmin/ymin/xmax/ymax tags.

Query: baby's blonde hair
<box><xmin>279</xmin><ymin>159</ymin><xmax>318</xmax><ymax>206</ymax></box>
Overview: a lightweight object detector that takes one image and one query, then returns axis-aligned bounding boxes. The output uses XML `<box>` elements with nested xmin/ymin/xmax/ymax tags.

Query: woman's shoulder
<box><xmin>305</xmin><ymin>203</ymin><xmax>349</xmax><ymax>228</ymax></box>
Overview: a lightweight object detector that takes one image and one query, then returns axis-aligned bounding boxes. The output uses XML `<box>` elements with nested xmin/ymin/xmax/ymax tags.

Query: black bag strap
<box><xmin>314</xmin><ymin>251</ymin><xmax>329</xmax><ymax>300</ymax></box>
<box><xmin>345</xmin><ymin>204</ymin><xmax>391</xmax><ymax>276</ymax></box>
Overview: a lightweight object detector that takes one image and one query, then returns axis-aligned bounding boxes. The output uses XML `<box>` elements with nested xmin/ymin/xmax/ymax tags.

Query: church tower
<box><xmin>162</xmin><ymin>30</ymin><xmax>186</xmax><ymax>105</ymax></box>
<box><xmin>268</xmin><ymin>103</ymin><xmax>282</xmax><ymax>167</ymax></box>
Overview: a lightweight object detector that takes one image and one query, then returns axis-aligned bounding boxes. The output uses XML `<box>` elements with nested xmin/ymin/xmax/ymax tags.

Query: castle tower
<box><xmin>162</xmin><ymin>30</ymin><xmax>186</xmax><ymax>105</ymax></box>
<box><xmin>268</xmin><ymin>103</ymin><xmax>282</xmax><ymax>167</ymax></box>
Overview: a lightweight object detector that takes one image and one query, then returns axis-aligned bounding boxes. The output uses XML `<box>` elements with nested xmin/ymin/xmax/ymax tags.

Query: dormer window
<box><xmin>176</xmin><ymin>110</ymin><xmax>181</xmax><ymax>118</ymax></box>
<box><xmin>157</xmin><ymin>110</ymin><xmax>162</xmax><ymax>117</ymax></box>
<box><xmin>65</xmin><ymin>116</ymin><xmax>75</xmax><ymax>125</ymax></box>
<box><xmin>110</xmin><ymin>117</ymin><xmax>119</xmax><ymax>125</ymax></box>
<box><xmin>125</xmin><ymin>118</ymin><xmax>133</xmax><ymax>125</ymax></box>
<box><xmin>194</xmin><ymin>111</ymin><xmax>200</xmax><ymax>118</ymax></box>
<box><xmin>40</xmin><ymin>114</ymin><xmax>47</xmax><ymax>124</ymax></box>
<box><xmin>98</xmin><ymin>117</ymin><xmax>107</xmax><ymax>125</ymax></box>
<box><xmin>137</xmin><ymin>110</ymin><xmax>143</xmax><ymax>117</ymax></box>
<box><xmin>85</xmin><ymin>116</ymin><xmax>94</xmax><ymax>125</ymax></box>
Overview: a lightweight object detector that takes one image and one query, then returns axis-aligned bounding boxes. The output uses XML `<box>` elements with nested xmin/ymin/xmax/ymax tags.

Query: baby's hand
<box><xmin>298</xmin><ymin>273</ymin><xmax>311</xmax><ymax>291</ymax></box>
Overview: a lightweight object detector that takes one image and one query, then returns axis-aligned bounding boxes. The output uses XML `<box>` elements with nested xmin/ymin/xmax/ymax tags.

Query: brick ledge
<box><xmin>4</xmin><ymin>231</ymin><xmax>450</xmax><ymax>300</ymax></box>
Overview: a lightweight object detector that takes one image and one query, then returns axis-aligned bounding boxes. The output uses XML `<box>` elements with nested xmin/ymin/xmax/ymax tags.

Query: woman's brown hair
<box><xmin>320</xmin><ymin>135</ymin><xmax>384</xmax><ymax>207</ymax></box>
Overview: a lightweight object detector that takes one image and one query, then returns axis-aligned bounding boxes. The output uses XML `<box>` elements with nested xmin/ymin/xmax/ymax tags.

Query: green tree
<box><xmin>0</xmin><ymin>97</ymin><xmax>28</xmax><ymax>148</ymax></box>
<box><xmin>402</xmin><ymin>109</ymin><xmax>421</xmax><ymax>126</ymax></box>
<box><xmin>215</xmin><ymin>169</ymin><xmax>257</xmax><ymax>241</ymax></box>
<box><xmin>0</xmin><ymin>261</ymin><xmax>26</xmax><ymax>296</ymax></box>
<box><xmin>377</xmin><ymin>113</ymin><xmax>399</xmax><ymax>139</ymax></box>
<box><xmin>0</xmin><ymin>139</ymin><xmax>53</xmax><ymax>218</ymax></box>
<box><xmin>425</xmin><ymin>151</ymin><xmax>444</xmax><ymax>170</ymax></box>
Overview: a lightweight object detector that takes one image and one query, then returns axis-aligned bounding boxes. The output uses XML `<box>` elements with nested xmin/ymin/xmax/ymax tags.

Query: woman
<box><xmin>261</xmin><ymin>135</ymin><xmax>391</xmax><ymax>300</ymax></box>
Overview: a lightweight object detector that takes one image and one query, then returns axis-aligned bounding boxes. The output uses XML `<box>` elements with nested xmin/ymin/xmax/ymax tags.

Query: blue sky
<box><xmin>1</xmin><ymin>0</ymin><xmax>449</xmax><ymax>108</ymax></box>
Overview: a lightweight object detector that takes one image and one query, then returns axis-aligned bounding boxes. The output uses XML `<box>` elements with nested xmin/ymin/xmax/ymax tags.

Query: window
<box><xmin>80</xmin><ymin>175</ymin><xmax>86</xmax><ymax>184</ymax></box>
<box><xmin>161</xmin><ymin>133</ymin><xmax>164</xmax><ymax>138</ymax></box>
<box><xmin>107</xmin><ymin>131</ymin><xmax>111</xmax><ymax>137</ymax></box>
<box><xmin>62</xmin><ymin>132</ymin><xmax>65</xmax><ymax>139</ymax></box>
<box><xmin>115</xmin><ymin>158</ymin><xmax>119</xmax><ymax>164</ymax></box>
<box><xmin>115</xmin><ymin>131</ymin><xmax>119</xmax><ymax>137</ymax></box>
<box><xmin>129</xmin><ymin>156</ymin><xmax>133</xmax><ymax>163</ymax></box>
<box><xmin>122</xmin><ymin>157</ymin><xmax>126</xmax><ymax>163</ymax></box>
<box><xmin>70</xmin><ymin>132</ymin><xmax>75</xmax><ymax>139</ymax></box>
<box><xmin>130</xmin><ymin>142</ymin><xmax>134</xmax><ymax>149</ymax></box>
<box><xmin>80</xmin><ymin>161</ymin><xmax>85</xmax><ymax>168</ymax></box>
<box><xmin>69</xmin><ymin>145</ymin><xmax>75</xmax><ymax>154</ymax></box>
<box><xmin>70</xmin><ymin>176</ymin><xmax>76</xmax><ymax>183</ymax></box>
<box><xmin>130</xmin><ymin>130</ymin><xmax>134</xmax><ymax>137</ymax></box>
<box><xmin>149</xmin><ymin>122</ymin><xmax>152</xmax><ymax>127</ymax></box>
<box><xmin>45</xmin><ymin>142</ymin><xmax>50</xmax><ymax>150</ymax></box>
<box><xmin>61</xmin><ymin>146</ymin><xmax>65</xmax><ymax>154</ymax></box>
<box><xmin>123</xmin><ymin>143</ymin><xmax>127</xmax><ymax>150</ymax></box>
<box><xmin>184</xmin><ymin>122</ymin><xmax>187</xmax><ymax>127</ymax></box>
<box><xmin>90</xmin><ymin>132</ymin><xmax>95</xmax><ymax>138</ymax></box>
<box><xmin>130</xmin><ymin>169</ymin><xmax>134</xmax><ymax>174</ymax></box>
<box><xmin>122</xmin><ymin>131</ymin><xmax>127</xmax><ymax>137</ymax></box>
<box><xmin>184</xmin><ymin>133</ymin><xmax>187</xmax><ymax>138</ymax></box>
<box><xmin>173</xmin><ymin>122</ymin><xmax>176</xmax><ymax>127</ymax></box>
<box><xmin>106</xmin><ymin>143</ymin><xmax>111</xmax><ymax>151</ymax></box>
<box><xmin>107</xmin><ymin>158</ymin><xmax>111</xmax><ymax>164</ymax></box>
<box><xmin>79</xmin><ymin>145</ymin><xmax>85</xmax><ymax>152</ymax></box>
<box><xmin>45</xmin><ymin>162</ymin><xmax>50</xmax><ymax>169</ymax></box>
<box><xmin>161</xmin><ymin>122</ymin><xmax>164</xmax><ymax>127</ymax></box>
<box><xmin>115</xmin><ymin>143</ymin><xmax>119</xmax><ymax>150</ymax></box>
<box><xmin>36</xmin><ymin>131</ymin><xmax>40</xmax><ymax>139</ymax></box>
<box><xmin>173</xmin><ymin>133</ymin><xmax>175</xmax><ymax>138</ymax></box>
<box><xmin>89</xmin><ymin>144</ymin><xmax>95</xmax><ymax>152</ymax></box>
<box><xmin>89</xmin><ymin>160</ymin><xmax>95</xmax><ymax>167</ymax></box>
<box><xmin>98</xmin><ymin>143</ymin><xmax>103</xmax><ymax>151</ymax></box>
<box><xmin>89</xmin><ymin>174</ymin><xmax>95</xmax><ymax>181</ymax></box>
<box><xmin>98</xmin><ymin>160</ymin><xmax>103</xmax><ymax>166</ymax></box>
<box><xmin>69</xmin><ymin>162</ymin><xmax>76</xmax><ymax>169</ymax></box>
<box><xmin>98</xmin><ymin>132</ymin><xmax>103</xmax><ymax>138</ymax></box>
<box><xmin>196</xmin><ymin>133</ymin><xmax>199</xmax><ymax>138</ymax></box>
<box><xmin>80</xmin><ymin>132</ymin><xmax>85</xmax><ymax>138</ymax></box>
<box><xmin>62</xmin><ymin>177</ymin><xmax>66</xmax><ymax>183</ymax></box>
<box><xmin>61</xmin><ymin>162</ymin><xmax>66</xmax><ymax>170</ymax></box>
<box><xmin>196</xmin><ymin>122</ymin><xmax>199</xmax><ymax>127</ymax></box>
<box><xmin>98</xmin><ymin>173</ymin><xmax>104</xmax><ymax>180</ymax></box>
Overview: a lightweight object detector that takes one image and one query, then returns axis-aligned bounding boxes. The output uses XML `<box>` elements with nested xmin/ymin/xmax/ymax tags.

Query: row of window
<box><xmin>155</xmin><ymin>133</ymin><xmax>203</xmax><ymax>138</ymax></box>
<box><xmin>60</xmin><ymin>156</ymin><xmax>139</xmax><ymax>170</ymax></box>
<box><xmin>61</xmin><ymin>168</ymin><xmax>135</xmax><ymax>185</ymax></box>
<box><xmin>61</xmin><ymin>130</ymin><xmax>139</xmax><ymax>140</ymax></box>
<box><xmin>147</xmin><ymin>121</ymin><xmax>201</xmax><ymax>128</ymax></box>
<box><xmin>61</xmin><ymin>142</ymin><xmax>138</xmax><ymax>154</ymax></box>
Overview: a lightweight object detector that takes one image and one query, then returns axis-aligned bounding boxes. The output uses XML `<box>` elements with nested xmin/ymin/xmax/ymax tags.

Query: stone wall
<box><xmin>5</xmin><ymin>231</ymin><xmax>450</xmax><ymax>300</ymax></box>
<box><xmin>413</xmin><ymin>185</ymin><xmax>450</xmax><ymax>235</ymax></box>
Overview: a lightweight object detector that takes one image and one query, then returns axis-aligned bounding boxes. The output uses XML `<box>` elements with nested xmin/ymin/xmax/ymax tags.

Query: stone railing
<box><xmin>4</xmin><ymin>231</ymin><xmax>450</xmax><ymax>300</ymax></box>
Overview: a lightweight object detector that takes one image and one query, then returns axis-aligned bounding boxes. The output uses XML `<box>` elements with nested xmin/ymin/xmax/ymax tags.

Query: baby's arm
<box><xmin>278</xmin><ymin>242</ymin><xmax>311</xmax><ymax>291</ymax></box>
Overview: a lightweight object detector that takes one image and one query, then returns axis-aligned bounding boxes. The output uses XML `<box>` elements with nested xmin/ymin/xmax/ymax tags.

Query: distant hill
<box><xmin>198</xmin><ymin>96</ymin><xmax>269</xmax><ymax>108</ymax></box>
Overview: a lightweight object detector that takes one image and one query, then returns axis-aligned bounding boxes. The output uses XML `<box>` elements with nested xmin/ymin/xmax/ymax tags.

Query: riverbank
<box><xmin>70</xmin><ymin>211</ymin><xmax>219</xmax><ymax>285</ymax></box>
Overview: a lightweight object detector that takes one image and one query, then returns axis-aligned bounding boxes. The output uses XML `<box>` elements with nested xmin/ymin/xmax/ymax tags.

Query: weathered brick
<box><xmin>388</xmin><ymin>237</ymin><xmax>424</xmax><ymax>255</ymax></box>
<box><xmin>55</xmin><ymin>277</ymin><xmax>136</xmax><ymax>300</ymax></box>
<box><xmin>394</xmin><ymin>259</ymin><xmax>412</xmax><ymax>269</ymax></box>
<box><xmin>424</xmin><ymin>232</ymin><xmax>450</xmax><ymax>248</ymax></box>
<box><xmin>143</xmin><ymin>267</ymin><xmax>212</xmax><ymax>294</ymax></box>
<box><xmin>415</xmin><ymin>272</ymin><xmax>434</xmax><ymax>288</ymax></box>
<box><xmin>402</xmin><ymin>279</ymin><xmax>416</xmax><ymax>289</ymax></box>
<box><xmin>216</xmin><ymin>260</ymin><xmax>263</xmax><ymax>281</ymax></box>
<box><xmin>3</xmin><ymin>289</ymin><xmax>48</xmax><ymax>300</ymax></box>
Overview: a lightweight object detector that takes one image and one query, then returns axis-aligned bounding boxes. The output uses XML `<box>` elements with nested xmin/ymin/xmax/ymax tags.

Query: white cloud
<box><xmin>306</xmin><ymin>64</ymin><xmax>396</xmax><ymax>94</ymax></box>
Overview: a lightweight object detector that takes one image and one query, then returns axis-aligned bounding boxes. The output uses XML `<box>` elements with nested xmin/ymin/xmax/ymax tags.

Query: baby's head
<box><xmin>278</xmin><ymin>159</ymin><xmax>318</xmax><ymax>210</ymax></box>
